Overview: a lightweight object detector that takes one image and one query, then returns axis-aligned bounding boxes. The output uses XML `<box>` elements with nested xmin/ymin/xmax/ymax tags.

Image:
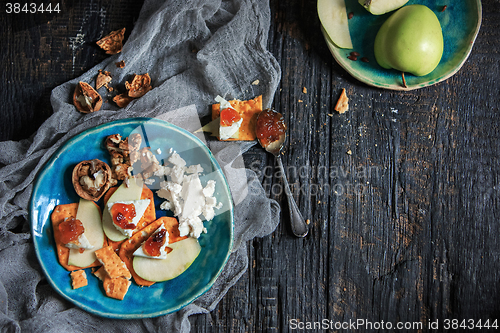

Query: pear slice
<box><xmin>132</xmin><ymin>237</ymin><xmax>201</xmax><ymax>282</ymax></box>
<box><xmin>318</xmin><ymin>0</ymin><xmax>353</xmax><ymax>49</ymax></box>
<box><xmin>67</xmin><ymin>199</ymin><xmax>105</xmax><ymax>267</ymax></box>
<box><xmin>358</xmin><ymin>0</ymin><xmax>409</xmax><ymax>15</ymax></box>
<box><xmin>102</xmin><ymin>177</ymin><xmax>144</xmax><ymax>242</ymax></box>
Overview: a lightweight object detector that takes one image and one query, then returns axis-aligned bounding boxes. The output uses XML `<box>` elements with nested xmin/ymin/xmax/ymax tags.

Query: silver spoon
<box><xmin>255</xmin><ymin>109</ymin><xmax>308</xmax><ymax>237</ymax></box>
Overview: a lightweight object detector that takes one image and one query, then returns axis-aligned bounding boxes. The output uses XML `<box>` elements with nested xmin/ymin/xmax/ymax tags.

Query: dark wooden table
<box><xmin>2</xmin><ymin>0</ymin><xmax>499</xmax><ymax>331</ymax></box>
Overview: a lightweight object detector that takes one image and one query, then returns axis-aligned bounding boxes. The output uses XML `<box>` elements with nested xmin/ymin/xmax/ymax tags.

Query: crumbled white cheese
<box><xmin>205</xmin><ymin>196</ymin><xmax>217</xmax><ymax>207</ymax></box>
<box><xmin>203</xmin><ymin>180</ymin><xmax>216</xmax><ymax>198</ymax></box>
<box><xmin>168</xmin><ymin>152</ymin><xmax>186</xmax><ymax>167</ymax></box>
<box><xmin>160</xmin><ymin>200</ymin><xmax>173</xmax><ymax>211</ymax></box>
<box><xmin>156</xmin><ymin>148</ymin><xmax>162</xmax><ymax>155</ymax></box>
<box><xmin>185</xmin><ymin>164</ymin><xmax>203</xmax><ymax>174</ymax></box>
<box><xmin>202</xmin><ymin>205</ymin><xmax>215</xmax><ymax>221</ymax></box>
<box><xmin>181</xmin><ymin>174</ymin><xmax>205</xmax><ymax>215</ymax></box>
<box><xmin>154</xmin><ymin>165</ymin><xmax>171</xmax><ymax>177</ymax></box>
<box><xmin>170</xmin><ymin>165</ymin><xmax>185</xmax><ymax>184</ymax></box>
<box><xmin>156</xmin><ymin>150</ymin><xmax>222</xmax><ymax>238</ymax></box>
<box><xmin>179</xmin><ymin>215</ymin><xmax>204</xmax><ymax>238</ymax></box>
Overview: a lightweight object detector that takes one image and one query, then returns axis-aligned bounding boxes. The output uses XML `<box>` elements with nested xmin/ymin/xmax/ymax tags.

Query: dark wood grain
<box><xmin>0</xmin><ymin>0</ymin><xmax>143</xmax><ymax>141</ymax></box>
<box><xmin>2</xmin><ymin>0</ymin><xmax>500</xmax><ymax>332</ymax></box>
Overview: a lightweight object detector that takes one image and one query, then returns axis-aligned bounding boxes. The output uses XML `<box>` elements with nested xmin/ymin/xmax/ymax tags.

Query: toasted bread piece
<box><xmin>119</xmin><ymin>216</ymin><xmax>187</xmax><ymax>286</ymax></box>
<box><xmin>51</xmin><ymin>203</ymin><xmax>105</xmax><ymax>271</ymax></box>
<box><xmin>211</xmin><ymin>95</ymin><xmax>262</xmax><ymax>141</ymax></box>
<box><xmin>70</xmin><ymin>270</ymin><xmax>88</xmax><ymax>289</ymax></box>
<box><xmin>95</xmin><ymin>245</ymin><xmax>131</xmax><ymax>280</ymax></box>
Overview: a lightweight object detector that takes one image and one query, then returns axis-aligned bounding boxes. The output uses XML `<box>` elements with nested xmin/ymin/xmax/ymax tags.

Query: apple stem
<box><xmin>401</xmin><ymin>72</ymin><xmax>407</xmax><ymax>88</ymax></box>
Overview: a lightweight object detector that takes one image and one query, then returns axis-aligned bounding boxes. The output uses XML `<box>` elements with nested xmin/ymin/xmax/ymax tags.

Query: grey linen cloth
<box><xmin>0</xmin><ymin>0</ymin><xmax>281</xmax><ymax>331</ymax></box>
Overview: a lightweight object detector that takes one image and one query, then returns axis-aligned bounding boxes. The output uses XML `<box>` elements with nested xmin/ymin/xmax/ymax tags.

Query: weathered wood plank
<box><xmin>3</xmin><ymin>0</ymin><xmax>500</xmax><ymax>332</ymax></box>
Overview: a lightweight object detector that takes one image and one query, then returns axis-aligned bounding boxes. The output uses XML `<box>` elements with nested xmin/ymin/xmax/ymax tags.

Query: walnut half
<box><xmin>105</xmin><ymin>133</ymin><xmax>142</xmax><ymax>182</ymax></box>
<box><xmin>72</xmin><ymin>159</ymin><xmax>112</xmax><ymax>201</ymax></box>
<box><xmin>73</xmin><ymin>81</ymin><xmax>103</xmax><ymax>113</ymax></box>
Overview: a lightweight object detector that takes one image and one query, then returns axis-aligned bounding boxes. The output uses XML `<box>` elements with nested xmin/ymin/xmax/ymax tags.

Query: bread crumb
<box><xmin>303</xmin><ymin>87</ymin><xmax>307</xmax><ymax>94</ymax></box>
<box><xmin>251</xmin><ymin>79</ymin><xmax>260</xmax><ymax>85</ymax></box>
<box><xmin>335</xmin><ymin>88</ymin><xmax>349</xmax><ymax>114</ymax></box>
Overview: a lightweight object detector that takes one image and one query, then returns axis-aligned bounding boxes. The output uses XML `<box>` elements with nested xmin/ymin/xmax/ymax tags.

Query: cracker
<box><xmin>335</xmin><ymin>88</ymin><xmax>349</xmax><ymax>114</ymax></box>
<box><xmin>118</xmin><ymin>216</ymin><xmax>185</xmax><ymax>286</ymax></box>
<box><xmin>51</xmin><ymin>203</ymin><xmax>104</xmax><ymax>271</ymax></box>
<box><xmin>211</xmin><ymin>95</ymin><xmax>262</xmax><ymax>141</ymax></box>
<box><xmin>70</xmin><ymin>270</ymin><xmax>88</xmax><ymax>289</ymax></box>
<box><xmin>95</xmin><ymin>246</ymin><xmax>131</xmax><ymax>280</ymax></box>
<box><xmin>103</xmin><ymin>276</ymin><xmax>131</xmax><ymax>300</ymax></box>
<box><xmin>92</xmin><ymin>266</ymin><xmax>108</xmax><ymax>282</ymax></box>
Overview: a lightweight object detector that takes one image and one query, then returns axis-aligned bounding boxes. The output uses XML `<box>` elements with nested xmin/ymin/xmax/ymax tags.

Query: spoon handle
<box><xmin>276</xmin><ymin>155</ymin><xmax>308</xmax><ymax>237</ymax></box>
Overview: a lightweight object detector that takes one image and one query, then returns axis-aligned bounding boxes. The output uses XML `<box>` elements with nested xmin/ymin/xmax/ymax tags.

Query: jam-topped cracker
<box><xmin>211</xmin><ymin>95</ymin><xmax>262</xmax><ymax>141</ymax></box>
<box><xmin>118</xmin><ymin>216</ymin><xmax>187</xmax><ymax>286</ymax></box>
<box><xmin>103</xmin><ymin>185</ymin><xmax>156</xmax><ymax>250</ymax></box>
<box><xmin>51</xmin><ymin>203</ymin><xmax>105</xmax><ymax>271</ymax></box>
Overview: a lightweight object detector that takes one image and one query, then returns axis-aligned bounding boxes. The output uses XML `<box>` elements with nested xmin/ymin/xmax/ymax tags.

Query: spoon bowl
<box><xmin>255</xmin><ymin>109</ymin><xmax>308</xmax><ymax>237</ymax></box>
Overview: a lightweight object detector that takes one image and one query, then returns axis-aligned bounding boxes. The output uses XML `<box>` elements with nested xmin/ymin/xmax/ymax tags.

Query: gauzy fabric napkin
<box><xmin>0</xmin><ymin>0</ymin><xmax>281</xmax><ymax>331</ymax></box>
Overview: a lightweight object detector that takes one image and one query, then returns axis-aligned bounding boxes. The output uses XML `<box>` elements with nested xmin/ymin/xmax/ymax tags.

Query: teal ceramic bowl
<box><xmin>322</xmin><ymin>0</ymin><xmax>482</xmax><ymax>90</ymax></box>
<box><xmin>30</xmin><ymin>118</ymin><xmax>234</xmax><ymax>318</ymax></box>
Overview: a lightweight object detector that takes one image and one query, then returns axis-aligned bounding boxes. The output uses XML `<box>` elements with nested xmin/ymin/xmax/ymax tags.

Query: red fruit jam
<box><xmin>220</xmin><ymin>108</ymin><xmax>241</xmax><ymax>127</ymax></box>
<box><xmin>144</xmin><ymin>229</ymin><xmax>167</xmax><ymax>257</ymax></box>
<box><xmin>59</xmin><ymin>218</ymin><xmax>85</xmax><ymax>244</ymax></box>
<box><xmin>256</xmin><ymin>110</ymin><xmax>285</xmax><ymax>147</ymax></box>
<box><xmin>111</xmin><ymin>203</ymin><xmax>136</xmax><ymax>229</ymax></box>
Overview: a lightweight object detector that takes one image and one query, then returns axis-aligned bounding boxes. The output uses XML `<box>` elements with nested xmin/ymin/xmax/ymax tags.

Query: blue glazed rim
<box><xmin>29</xmin><ymin>117</ymin><xmax>234</xmax><ymax>319</ymax></box>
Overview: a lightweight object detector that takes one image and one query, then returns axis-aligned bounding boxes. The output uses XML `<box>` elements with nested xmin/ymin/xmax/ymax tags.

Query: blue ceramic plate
<box><xmin>30</xmin><ymin>118</ymin><xmax>234</xmax><ymax>319</ymax></box>
<box><xmin>322</xmin><ymin>0</ymin><xmax>482</xmax><ymax>90</ymax></box>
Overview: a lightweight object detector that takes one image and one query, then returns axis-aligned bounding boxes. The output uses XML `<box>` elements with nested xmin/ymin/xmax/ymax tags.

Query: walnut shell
<box><xmin>125</xmin><ymin>73</ymin><xmax>152</xmax><ymax>98</ymax></box>
<box><xmin>73</xmin><ymin>81</ymin><xmax>103</xmax><ymax>113</ymax></box>
<box><xmin>72</xmin><ymin>159</ymin><xmax>112</xmax><ymax>201</ymax></box>
<box><xmin>96</xmin><ymin>28</ymin><xmax>125</xmax><ymax>55</ymax></box>
<box><xmin>96</xmin><ymin>70</ymin><xmax>112</xmax><ymax>90</ymax></box>
<box><xmin>112</xmin><ymin>93</ymin><xmax>134</xmax><ymax>108</ymax></box>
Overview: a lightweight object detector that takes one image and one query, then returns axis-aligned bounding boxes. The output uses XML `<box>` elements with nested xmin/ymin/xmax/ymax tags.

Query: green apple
<box><xmin>102</xmin><ymin>177</ymin><xmax>144</xmax><ymax>242</ymax></box>
<box><xmin>68</xmin><ymin>198</ymin><xmax>105</xmax><ymax>267</ymax></box>
<box><xmin>358</xmin><ymin>0</ymin><xmax>409</xmax><ymax>15</ymax></box>
<box><xmin>132</xmin><ymin>237</ymin><xmax>201</xmax><ymax>282</ymax></box>
<box><xmin>318</xmin><ymin>0</ymin><xmax>353</xmax><ymax>49</ymax></box>
<box><xmin>374</xmin><ymin>4</ymin><xmax>444</xmax><ymax>77</ymax></box>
